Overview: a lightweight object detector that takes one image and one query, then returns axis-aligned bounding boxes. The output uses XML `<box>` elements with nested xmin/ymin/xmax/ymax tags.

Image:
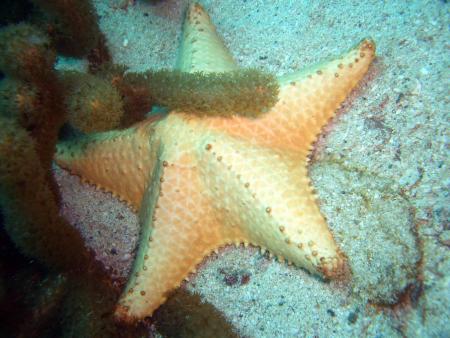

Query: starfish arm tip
<box><xmin>114</xmin><ymin>304</ymin><xmax>135</xmax><ymax>324</ymax></box>
<box><xmin>319</xmin><ymin>252</ymin><xmax>351</xmax><ymax>282</ymax></box>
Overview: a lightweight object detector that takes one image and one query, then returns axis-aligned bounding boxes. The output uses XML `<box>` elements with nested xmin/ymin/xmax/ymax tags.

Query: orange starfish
<box><xmin>55</xmin><ymin>3</ymin><xmax>375</xmax><ymax>322</ymax></box>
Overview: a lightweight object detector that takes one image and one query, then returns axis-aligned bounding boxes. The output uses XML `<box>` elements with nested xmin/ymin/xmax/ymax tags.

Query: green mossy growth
<box><xmin>0</xmin><ymin>23</ymin><xmax>54</xmax><ymax>81</ymax></box>
<box><xmin>96</xmin><ymin>63</ymin><xmax>155</xmax><ymax>127</ymax></box>
<box><xmin>18</xmin><ymin>273</ymin><xmax>68</xmax><ymax>337</ymax></box>
<box><xmin>61</xmin><ymin>71</ymin><xmax>125</xmax><ymax>133</ymax></box>
<box><xmin>60</xmin><ymin>276</ymin><xmax>148</xmax><ymax>338</ymax></box>
<box><xmin>114</xmin><ymin>70</ymin><xmax>155</xmax><ymax>127</ymax></box>
<box><xmin>31</xmin><ymin>0</ymin><xmax>104</xmax><ymax>58</ymax></box>
<box><xmin>146</xmin><ymin>68</ymin><xmax>279</xmax><ymax>117</ymax></box>
<box><xmin>0</xmin><ymin>259</ymin><xmax>65</xmax><ymax>337</ymax></box>
<box><xmin>87</xmin><ymin>33</ymin><xmax>112</xmax><ymax>73</ymax></box>
<box><xmin>0</xmin><ymin>117</ymin><xmax>91</xmax><ymax>272</ymax></box>
<box><xmin>0</xmin><ymin>23</ymin><xmax>68</xmax><ymax>199</ymax></box>
<box><xmin>0</xmin><ymin>78</ymin><xmax>39</xmax><ymax>123</ymax></box>
<box><xmin>61</xmin><ymin>280</ymin><xmax>116</xmax><ymax>338</ymax></box>
<box><xmin>153</xmin><ymin>288</ymin><xmax>239</xmax><ymax>338</ymax></box>
<box><xmin>70</xmin><ymin>65</ymin><xmax>279</xmax><ymax>127</ymax></box>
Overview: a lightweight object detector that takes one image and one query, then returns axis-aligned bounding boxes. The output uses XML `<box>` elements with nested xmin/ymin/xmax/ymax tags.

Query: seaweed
<box><xmin>61</xmin><ymin>71</ymin><xmax>125</xmax><ymax>133</ymax></box>
<box><xmin>31</xmin><ymin>0</ymin><xmax>108</xmax><ymax>60</ymax></box>
<box><xmin>145</xmin><ymin>68</ymin><xmax>279</xmax><ymax>117</ymax></box>
<box><xmin>0</xmin><ymin>23</ymin><xmax>141</xmax><ymax>337</ymax></box>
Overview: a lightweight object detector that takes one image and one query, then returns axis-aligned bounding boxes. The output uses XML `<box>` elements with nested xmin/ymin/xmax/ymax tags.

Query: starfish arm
<box><xmin>200</xmin><ymin>39</ymin><xmax>375</xmax><ymax>153</ymax></box>
<box><xmin>265</xmin><ymin>38</ymin><xmax>376</xmax><ymax>150</ymax></box>
<box><xmin>176</xmin><ymin>3</ymin><xmax>238</xmax><ymax>73</ymax></box>
<box><xmin>115</xmin><ymin>158</ymin><xmax>244</xmax><ymax>322</ymax></box>
<box><xmin>197</xmin><ymin>134</ymin><xmax>346</xmax><ymax>278</ymax></box>
<box><xmin>55</xmin><ymin>119</ymin><xmax>157</xmax><ymax>210</ymax></box>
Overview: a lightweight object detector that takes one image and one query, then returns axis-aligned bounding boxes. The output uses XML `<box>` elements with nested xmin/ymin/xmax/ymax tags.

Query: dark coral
<box><xmin>31</xmin><ymin>0</ymin><xmax>108</xmax><ymax>59</ymax></box>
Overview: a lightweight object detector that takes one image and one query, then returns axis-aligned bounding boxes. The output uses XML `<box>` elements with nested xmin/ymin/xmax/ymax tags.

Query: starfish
<box><xmin>55</xmin><ymin>3</ymin><xmax>375</xmax><ymax>322</ymax></box>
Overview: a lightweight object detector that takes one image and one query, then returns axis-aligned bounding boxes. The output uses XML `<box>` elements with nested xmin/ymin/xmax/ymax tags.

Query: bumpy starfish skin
<box><xmin>55</xmin><ymin>3</ymin><xmax>375</xmax><ymax>322</ymax></box>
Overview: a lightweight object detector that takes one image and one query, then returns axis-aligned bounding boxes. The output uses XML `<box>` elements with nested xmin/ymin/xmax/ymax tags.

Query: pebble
<box><xmin>420</xmin><ymin>67</ymin><xmax>429</xmax><ymax>75</ymax></box>
<box><xmin>121</xmin><ymin>253</ymin><xmax>132</xmax><ymax>262</ymax></box>
<box><xmin>439</xmin><ymin>230</ymin><xmax>450</xmax><ymax>246</ymax></box>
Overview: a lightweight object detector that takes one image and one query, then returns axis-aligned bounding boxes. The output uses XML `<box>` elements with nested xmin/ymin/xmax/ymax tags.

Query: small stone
<box><xmin>223</xmin><ymin>273</ymin><xmax>238</xmax><ymax>286</ymax></box>
<box><xmin>348</xmin><ymin>311</ymin><xmax>358</xmax><ymax>324</ymax></box>
<box><xmin>240</xmin><ymin>274</ymin><xmax>251</xmax><ymax>285</ymax></box>
<box><xmin>439</xmin><ymin>230</ymin><xmax>450</xmax><ymax>247</ymax></box>
<box><xmin>420</xmin><ymin>67</ymin><xmax>429</xmax><ymax>75</ymax></box>
<box><xmin>121</xmin><ymin>253</ymin><xmax>131</xmax><ymax>262</ymax></box>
